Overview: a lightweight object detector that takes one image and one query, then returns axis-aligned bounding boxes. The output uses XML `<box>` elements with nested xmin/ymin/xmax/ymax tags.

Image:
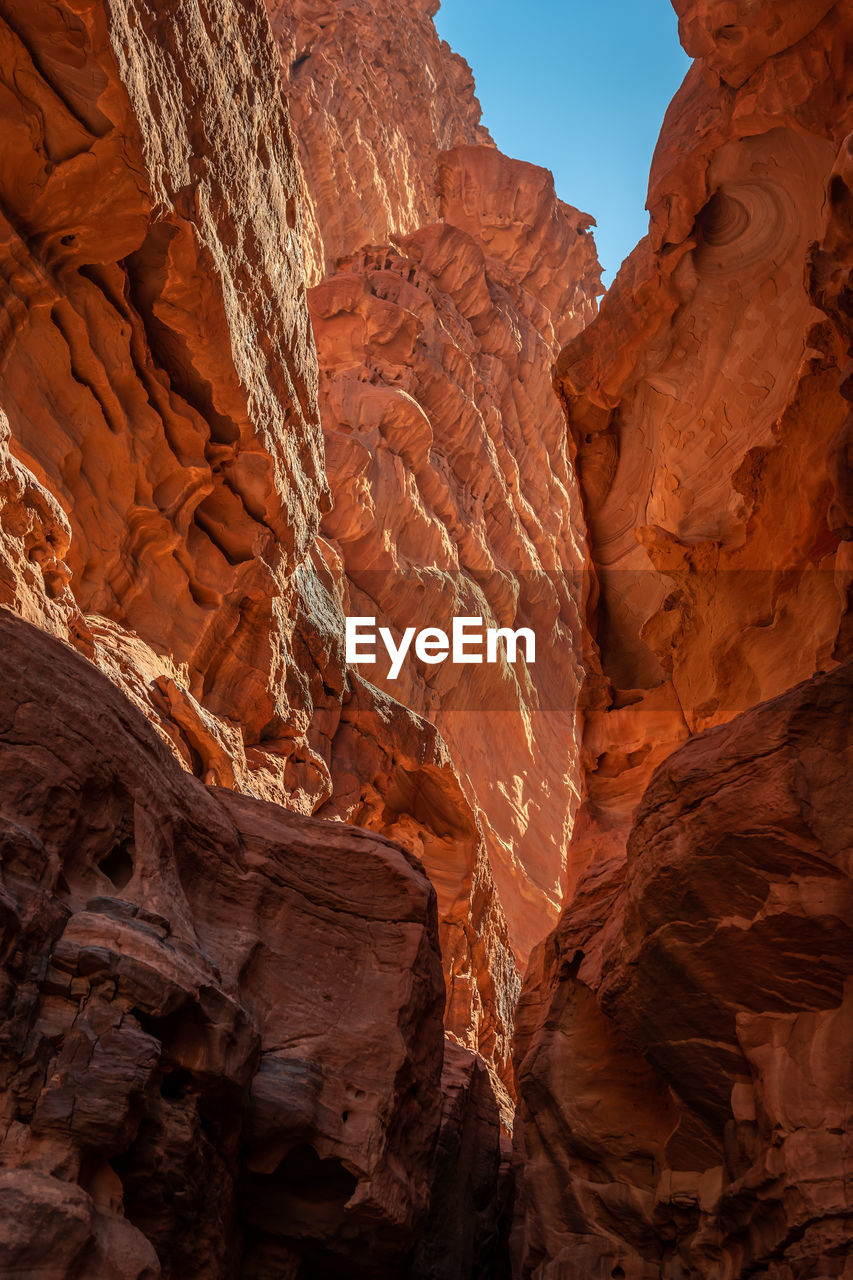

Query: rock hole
<box><xmin>61</xmin><ymin>234</ymin><xmax>76</xmax><ymax>246</ymax></box>
<box><xmin>341</xmin><ymin>1110</ymin><xmax>349</xmax><ymax>1123</ymax></box>
<box><xmin>696</xmin><ymin>189</ymin><xmax>749</xmax><ymax>248</ymax></box>
<box><xmin>829</xmin><ymin>174</ymin><xmax>852</xmax><ymax>222</ymax></box>
<box><xmin>714</xmin><ymin>23</ymin><xmax>743</xmax><ymax>42</ymax></box>
<box><xmin>273</xmin><ymin>1143</ymin><xmax>358</xmax><ymax>1203</ymax></box>
<box><xmin>161</xmin><ymin>1069</ymin><xmax>193</xmax><ymax>1101</ymax></box>
<box><xmin>611</xmin><ymin>1269</ymin><xmax>626</xmax><ymax>1279</ymax></box>
<box><xmin>98</xmin><ymin>844</ymin><xmax>134</xmax><ymax>890</ymax></box>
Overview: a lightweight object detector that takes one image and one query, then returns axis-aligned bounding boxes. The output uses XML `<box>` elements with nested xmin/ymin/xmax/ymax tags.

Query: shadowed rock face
<box><xmin>513</xmin><ymin>663</ymin><xmax>853</xmax><ymax>1278</ymax></box>
<box><xmin>0</xmin><ymin>610</ymin><xmax>446</xmax><ymax>1278</ymax></box>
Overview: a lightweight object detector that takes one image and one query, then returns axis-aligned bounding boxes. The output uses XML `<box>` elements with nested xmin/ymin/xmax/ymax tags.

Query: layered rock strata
<box><xmin>513</xmin><ymin>2</ymin><xmax>853</xmax><ymax>1274</ymax></box>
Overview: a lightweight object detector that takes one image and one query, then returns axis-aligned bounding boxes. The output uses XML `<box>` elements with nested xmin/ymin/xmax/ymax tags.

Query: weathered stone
<box><xmin>513</xmin><ymin>5</ymin><xmax>853</xmax><ymax>1273</ymax></box>
<box><xmin>514</xmin><ymin>663</ymin><xmax>853</xmax><ymax>1277</ymax></box>
<box><xmin>0</xmin><ymin>609</ymin><xmax>446</xmax><ymax>1277</ymax></box>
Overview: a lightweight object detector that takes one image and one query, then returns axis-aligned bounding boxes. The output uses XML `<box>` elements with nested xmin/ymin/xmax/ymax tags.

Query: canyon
<box><xmin>0</xmin><ymin>0</ymin><xmax>850</xmax><ymax>1277</ymax></box>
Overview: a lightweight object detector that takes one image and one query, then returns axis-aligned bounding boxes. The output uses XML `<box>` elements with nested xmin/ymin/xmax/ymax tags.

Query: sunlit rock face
<box><xmin>0</xmin><ymin>0</ymin><xmax>344</xmax><ymax>817</ymax></box>
<box><xmin>265</xmin><ymin>0</ymin><xmax>603</xmax><ymax>1084</ymax></box>
<box><xmin>513</xmin><ymin>3</ymin><xmax>853</xmax><ymax>1274</ymax></box>
<box><xmin>0</xmin><ymin>0</ymin><xmax>603</xmax><ymax>1101</ymax></box>
<box><xmin>266</xmin><ymin>0</ymin><xmax>493</xmax><ymax>282</ymax></box>
<box><xmin>0</xmin><ymin>0</ymin><xmax>514</xmax><ymax>1269</ymax></box>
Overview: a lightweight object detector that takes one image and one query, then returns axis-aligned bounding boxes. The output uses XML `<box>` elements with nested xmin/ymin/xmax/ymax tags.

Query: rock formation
<box><xmin>0</xmin><ymin>0</ymin><xmax>604</xmax><ymax>1100</ymax></box>
<box><xmin>514</xmin><ymin>665</ymin><xmax>853</xmax><ymax>1277</ymax></box>
<box><xmin>1</xmin><ymin>0</ymin><xmax>852</xmax><ymax>1273</ymax></box>
<box><xmin>266</xmin><ymin>0</ymin><xmax>602</xmax><ymax>1083</ymax></box>
<box><xmin>0</xmin><ymin>0</ymin><xmax>512</xmax><ymax>1269</ymax></box>
<box><xmin>512</xmin><ymin>2</ymin><xmax>853</xmax><ymax>1275</ymax></box>
<box><xmin>0</xmin><ymin>0</ymin><xmax>337</xmax><ymax>809</ymax></box>
<box><xmin>0</xmin><ymin>609</ymin><xmax>446</xmax><ymax>1278</ymax></box>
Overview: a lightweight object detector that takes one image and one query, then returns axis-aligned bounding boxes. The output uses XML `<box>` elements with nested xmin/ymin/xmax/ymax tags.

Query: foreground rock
<box><xmin>0</xmin><ymin>611</ymin><xmax>448</xmax><ymax>1277</ymax></box>
<box><xmin>514</xmin><ymin>662</ymin><xmax>853</xmax><ymax>1277</ymax></box>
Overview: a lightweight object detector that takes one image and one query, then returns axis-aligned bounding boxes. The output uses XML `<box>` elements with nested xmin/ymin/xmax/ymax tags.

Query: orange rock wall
<box><xmin>512</xmin><ymin>2</ymin><xmax>853</xmax><ymax>1274</ymax></box>
<box><xmin>0</xmin><ymin>1</ymin><xmax>519</xmax><ymax>1272</ymax></box>
<box><xmin>0</xmin><ymin>0</ymin><xmax>605</xmax><ymax>1092</ymax></box>
<box><xmin>0</xmin><ymin>0</ymin><xmax>347</xmax><ymax>817</ymax></box>
<box><xmin>265</xmin><ymin>2</ymin><xmax>602</xmax><ymax>1084</ymax></box>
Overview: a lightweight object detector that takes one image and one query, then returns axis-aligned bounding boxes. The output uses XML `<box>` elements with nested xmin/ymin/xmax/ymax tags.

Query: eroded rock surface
<box><xmin>0</xmin><ymin>0</ymin><xmax>343</xmax><ymax>816</ymax></box>
<box><xmin>513</xmin><ymin>3</ymin><xmax>853</xmax><ymax>1275</ymax></box>
<box><xmin>265</xmin><ymin>0</ymin><xmax>602</xmax><ymax>1082</ymax></box>
<box><xmin>0</xmin><ymin>0</ymin><xmax>601</xmax><ymax>1096</ymax></box>
<box><xmin>513</xmin><ymin>663</ymin><xmax>853</xmax><ymax>1278</ymax></box>
<box><xmin>0</xmin><ymin>610</ymin><xmax>447</xmax><ymax>1278</ymax></box>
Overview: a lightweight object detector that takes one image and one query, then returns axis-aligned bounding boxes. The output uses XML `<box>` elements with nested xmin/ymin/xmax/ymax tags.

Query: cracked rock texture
<box><xmin>512</xmin><ymin>2</ymin><xmax>853</xmax><ymax>1275</ymax></box>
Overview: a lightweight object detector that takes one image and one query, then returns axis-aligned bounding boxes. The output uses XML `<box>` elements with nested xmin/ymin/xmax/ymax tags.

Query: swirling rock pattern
<box><xmin>514</xmin><ymin>3</ymin><xmax>853</xmax><ymax>1274</ymax></box>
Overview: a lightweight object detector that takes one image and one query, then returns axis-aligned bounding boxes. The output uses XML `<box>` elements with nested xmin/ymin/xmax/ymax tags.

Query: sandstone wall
<box><xmin>0</xmin><ymin>0</ymin><xmax>342</xmax><ymax>813</ymax></box>
<box><xmin>264</xmin><ymin>2</ymin><xmax>602</xmax><ymax>1087</ymax></box>
<box><xmin>0</xmin><ymin>0</ymin><xmax>513</xmax><ymax>1270</ymax></box>
<box><xmin>512</xmin><ymin>2</ymin><xmax>853</xmax><ymax>1274</ymax></box>
<box><xmin>0</xmin><ymin>0</ymin><xmax>605</xmax><ymax>1097</ymax></box>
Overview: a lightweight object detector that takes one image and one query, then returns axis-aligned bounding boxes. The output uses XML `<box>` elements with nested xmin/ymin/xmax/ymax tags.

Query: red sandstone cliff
<box><xmin>265</xmin><ymin>0</ymin><xmax>602</xmax><ymax>1082</ymax></box>
<box><xmin>0</xmin><ymin>0</ymin><xmax>603</xmax><ymax>1108</ymax></box>
<box><xmin>511</xmin><ymin>2</ymin><xmax>853</xmax><ymax>1275</ymax></box>
<box><xmin>0</xmin><ymin>0</ymin><xmax>515</xmax><ymax>1273</ymax></box>
<box><xmin>1</xmin><ymin>0</ymin><xmax>852</xmax><ymax>1274</ymax></box>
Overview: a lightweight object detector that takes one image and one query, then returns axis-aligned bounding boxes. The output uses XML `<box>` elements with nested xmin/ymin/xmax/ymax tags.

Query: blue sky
<box><xmin>433</xmin><ymin>0</ymin><xmax>691</xmax><ymax>286</ymax></box>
